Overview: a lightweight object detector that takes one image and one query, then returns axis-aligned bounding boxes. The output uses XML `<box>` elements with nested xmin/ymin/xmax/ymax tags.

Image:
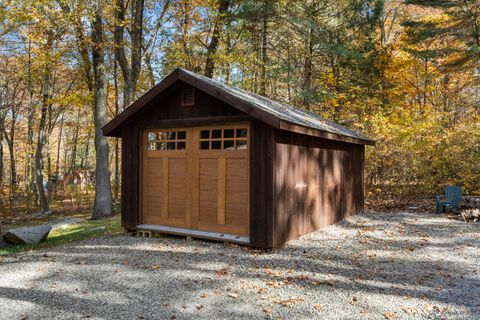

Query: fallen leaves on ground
<box><xmin>266</xmin><ymin>281</ymin><xmax>282</xmax><ymax>288</ymax></box>
<box><xmin>402</xmin><ymin>307</ymin><xmax>417</xmax><ymax>314</ymax></box>
<box><xmin>257</xmin><ymin>287</ymin><xmax>267</xmax><ymax>294</ymax></box>
<box><xmin>263</xmin><ymin>266</ymin><xmax>282</xmax><ymax>277</ymax></box>
<box><xmin>383</xmin><ymin>312</ymin><xmax>397</xmax><ymax>319</ymax></box>
<box><xmin>263</xmin><ymin>307</ymin><xmax>272</xmax><ymax>317</ymax></box>
<box><xmin>272</xmin><ymin>297</ymin><xmax>304</xmax><ymax>307</ymax></box>
<box><xmin>313</xmin><ymin>303</ymin><xmax>322</xmax><ymax>311</ymax></box>
<box><xmin>215</xmin><ymin>267</ymin><xmax>230</xmax><ymax>277</ymax></box>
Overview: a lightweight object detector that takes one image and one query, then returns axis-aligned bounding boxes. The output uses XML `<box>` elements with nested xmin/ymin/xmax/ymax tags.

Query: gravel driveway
<box><xmin>0</xmin><ymin>211</ymin><xmax>479</xmax><ymax>320</ymax></box>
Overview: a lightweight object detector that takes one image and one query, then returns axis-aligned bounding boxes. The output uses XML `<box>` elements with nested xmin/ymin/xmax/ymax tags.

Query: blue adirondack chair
<box><xmin>435</xmin><ymin>185</ymin><xmax>462</xmax><ymax>213</ymax></box>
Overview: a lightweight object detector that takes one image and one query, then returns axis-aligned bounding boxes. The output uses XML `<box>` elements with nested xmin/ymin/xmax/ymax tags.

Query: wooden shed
<box><xmin>103</xmin><ymin>68</ymin><xmax>374</xmax><ymax>248</ymax></box>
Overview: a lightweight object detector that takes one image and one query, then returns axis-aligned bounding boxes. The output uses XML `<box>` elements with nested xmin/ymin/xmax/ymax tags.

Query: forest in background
<box><xmin>0</xmin><ymin>0</ymin><xmax>479</xmax><ymax>217</ymax></box>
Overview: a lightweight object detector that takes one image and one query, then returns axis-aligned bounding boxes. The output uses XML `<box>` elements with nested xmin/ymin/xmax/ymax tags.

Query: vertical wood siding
<box><xmin>273</xmin><ymin>129</ymin><xmax>365</xmax><ymax>247</ymax></box>
<box><xmin>137</xmin><ymin>82</ymin><xmax>243</xmax><ymax>123</ymax></box>
<box><xmin>249</xmin><ymin>121</ymin><xmax>275</xmax><ymax>248</ymax></box>
<box><xmin>121</xmin><ymin>124</ymin><xmax>140</xmax><ymax>231</ymax></box>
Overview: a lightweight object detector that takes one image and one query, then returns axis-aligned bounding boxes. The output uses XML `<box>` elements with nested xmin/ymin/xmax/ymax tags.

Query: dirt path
<box><xmin>0</xmin><ymin>211</ymin><xmax>479</xmax><ymax>319</ymax></box>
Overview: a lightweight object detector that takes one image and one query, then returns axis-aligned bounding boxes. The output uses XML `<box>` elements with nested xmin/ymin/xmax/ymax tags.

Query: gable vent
<box><xmin>181</xmin><ymin>86</ymin><xmax>195</xmax><ymax>106</ymax></box>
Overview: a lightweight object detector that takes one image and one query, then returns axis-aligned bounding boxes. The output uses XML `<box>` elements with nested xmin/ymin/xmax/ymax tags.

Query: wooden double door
<box><xmin>142</xmin><ymin>124</ymin><xmax>250</xmax><ymax>236</ymax></box>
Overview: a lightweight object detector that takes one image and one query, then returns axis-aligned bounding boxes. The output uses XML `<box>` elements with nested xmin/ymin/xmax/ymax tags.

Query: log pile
<box><xmin>460</xmin><ymin>196</ymin><xmax>480</xmax><ymax>209</ymax></box>
<box><xmin>459</xmin><ymin>209</ymin><xmax>480</xmax><ymax>222</ymax></box>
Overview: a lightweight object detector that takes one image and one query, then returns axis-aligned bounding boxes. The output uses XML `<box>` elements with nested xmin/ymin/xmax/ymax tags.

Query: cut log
<box><xmin>460</xmin><ymin>196</ymin><xmax>480</xmax><ymax>210</ymax></box>
<box><xmin>460</xmin><ymin>209</ymin><xmax>480</xmax><ymax>222</ymax></box>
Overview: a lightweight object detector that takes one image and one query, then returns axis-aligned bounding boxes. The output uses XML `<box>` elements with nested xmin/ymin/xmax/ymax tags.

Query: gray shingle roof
<box><xmin>181</xmin><ymin>68</ymin><xmax>372</xmax><ymax>142</ymax></box>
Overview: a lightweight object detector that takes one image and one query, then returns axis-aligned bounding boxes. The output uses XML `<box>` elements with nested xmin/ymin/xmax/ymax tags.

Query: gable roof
<box><xmin>103</xmin><ymin>68</ymin><xmax>374</xmax><ymax>145</ymax></box>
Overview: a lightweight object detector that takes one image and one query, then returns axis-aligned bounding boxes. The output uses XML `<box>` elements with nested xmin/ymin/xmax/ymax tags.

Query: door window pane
<box><xmin>167</xmin><ymin>131</ymin><xmax>176</xmax><ymax>140</ymax></box>
<box><xmin>212</xmin><ymin>129</ymin><xmax>222</xmax><ymax>139</ymax></box>
<box><xmin>177</xmin><ymin>142</ymin><xmax>186</xmax><ymax>150</ymax></box>
<box><xmin>224</xmin><ymin>129</ymin><xmax>234</xmax><ymax>138</ymax></box>
<box><xmin>200</xmin><ymin>141</ymin><xmax>210</xmax><ymax>149</ymax></box>
<box><xmin>156</xmin><ymin>142</ymin><xmax>166</xmax><ymax>150</ymax></box>
<box><xmin>236</xmin><ymin>140</ymin><xmax>247</xmax><ymax>150</ymax></box>
<box><xmin>177</xmin><ymin>131</ymin><xmax>186</xmax><ymax>140</ymax></box>
<box><xmin>200</xmin><ymin>130</ymin><xmax>210</xmax><ymax>139</ymax></box>
<box><xmin>236</xmin><ymin>128</ymin><xmax>247</xmax><ymax>138</ymax></box>
<box><xmin>224</xmin><ymin>140</ymin><xmax>235</xmax><ymax>150</ymax></box>
<box><xmin>211</xmin><ymin>140</ymin><xmax>222</xmax><ymax>149</ymax></box>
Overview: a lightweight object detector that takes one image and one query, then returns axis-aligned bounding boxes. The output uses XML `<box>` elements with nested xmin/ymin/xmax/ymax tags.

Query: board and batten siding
<box><xmin>273</xmin><ymin>130</ymin><xmax>365</xmax><ymax>247</ymax></box>
<box><xmin>249</xmin><ymin>120</ymin><xmax>275</xmax><ymax>248</ymax></box>
<box><xmin>121</xmin><ymin>123</ymin><xmax>141</xmax><ymax>231</ymax></box>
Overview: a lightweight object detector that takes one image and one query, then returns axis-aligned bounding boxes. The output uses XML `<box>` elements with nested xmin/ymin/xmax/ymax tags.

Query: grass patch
<box><xmin>0</xmin><ymin>215</ymin><xmax>121</xmax><ymax>256</ymax></box>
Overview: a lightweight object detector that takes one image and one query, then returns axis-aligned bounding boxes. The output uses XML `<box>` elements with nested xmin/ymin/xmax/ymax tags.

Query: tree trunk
<box><xmin>54</xmin><ymin>113</ymin><xmax>64</xmax><ymax>199</ymax></box>
<box><xmin>5</xmin><ymin>104</ymin><xmax>17</xmax><ymax>189</ymax></box>
<box><xmin>302</xmin><ymin>26</ymin><xmax>314</xmax><ymax>110</ymax></box>
<box><xmin>70</xmin><ymin>107</ymin><xmax>81</xmax><ymax>172</ymax></box>
<box><xmin>114</xmin><ymin>59</ymin><xmax>120</xmax><ymax>202</ymax></box>
<box><xmin>114</xmin><ymin>0</ymin><xmax>144</xmax><ymax>106</ymax></box>
<box><xmin>0</xmin><ymin>115</ymin><xmax>5</xmax><ymax>199</ymax></box>
<box><xmin>26</xmin><ymin>39</ymin><xmax>36</xmax><ymax>213</ymax></box>
<box><xmin>83</xmin><ymin>126</ymin><xmax>91</xmax><ymax>170</ymax></box>
<box><xmin>5</xmin><ymin>127</ymin><xmax>16</xmax><ymax>209</ymax></box>
<box><xmin>35</xmin><ymin>71</ymin><xmax>51</xmax><ymax>213</ymax></box>
<box><xmin>422</xmin><ymin>57</ymin><xmax>428</xmax><ymax>114</ymax></box>
<box><xmin>80</xmin><ymin>125</ymin><xmax>91</xmax><ymax>170</ymax></box>
<box><xmin>225</xmin><ymin>30</ymin><xmax>232</xmax><ymax>84</ymax></box>
<box><xmin>8</xmin><ymin>136</ymin><xmax>16</xmax><ymax>189</ymax></box>
<box><xmin>260</xmin><ymin>2</ymin><xmax>268</xmax><ymax>96</ymax></box>
<box><xmin>91</xmin><ymin>5</ymin><xmax>113</xmax><ymax>219</ymax></box>
<box><xmin>204</xmin><ymin>0</ymin><xmax>230</xmax><ymax>78</ymax></box>
<box><xmin>46</xmin><ymin>133</ymin><xmax>52</xmax><ymax>204</ymax></box>
<box><xmin>142</xmin><ymin>0</ymin><xmax>169</xmax><ymax>87</ymax></box>
<box><xmin>144</xmin><ymin>52</ymin><xmax>156</xmax><ymax>87</ymax></box>
<box><xmin>0</xmin><ymin>135</ymin><xmax>3</xmax><ymax>206</ymax></box>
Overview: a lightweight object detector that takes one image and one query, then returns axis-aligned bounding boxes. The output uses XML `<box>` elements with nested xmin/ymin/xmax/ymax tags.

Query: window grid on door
<box><xmin>147</xmin><ymin>129</ymin><xmax>187</xmax><ymax>151</ymax></box>
<box><xmin>199</xmin><ymin>128</ymin><xmax>248</xmax><ymax>150</ymax></box>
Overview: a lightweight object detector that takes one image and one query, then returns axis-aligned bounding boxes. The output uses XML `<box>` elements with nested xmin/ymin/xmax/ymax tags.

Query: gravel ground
<box><xmin>0</xmin><ymin>211</ymin><xmax>479</xmax><ymax>320</ymax></box>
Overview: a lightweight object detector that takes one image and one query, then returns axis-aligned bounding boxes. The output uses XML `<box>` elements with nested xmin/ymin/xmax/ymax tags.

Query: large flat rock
<box><xmin>3</xmin><ymin>225</ymin><xmax>52</xmax><ymax>245</ymax></box>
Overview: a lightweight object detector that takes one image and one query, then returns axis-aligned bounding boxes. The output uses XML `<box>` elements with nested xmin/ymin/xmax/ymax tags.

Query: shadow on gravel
<box><xmin>0</xmin><ymin>211</ymin><xmax>479</xmax><ymax>319</ymax></box>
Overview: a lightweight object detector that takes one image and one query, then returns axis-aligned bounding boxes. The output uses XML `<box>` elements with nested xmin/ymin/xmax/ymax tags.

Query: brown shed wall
<box><xmin>121</xmin><ymin>124</ymin><xmax>141</xmax><ymax>231</ymax></box>
<box><xmin>273</xmin><ymin>129</ymin><xmax>365</xmax><ymax>247</ymax></box>
<box><xmin>249</xmin><ymin>121</ymin><xmax>275</xmax><ymax>248</ymax></box>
